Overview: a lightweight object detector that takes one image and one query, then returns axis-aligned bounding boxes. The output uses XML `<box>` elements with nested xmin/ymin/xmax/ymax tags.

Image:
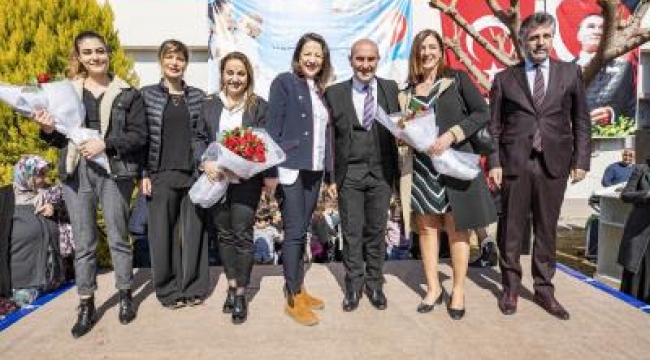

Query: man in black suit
<box><xmin>489</xmin><ymin>13</ymin><xmax>591</xmax><ymax>320</ymax></box>
<box><xmin>324</xmin><ymin>39</ymin><xmax>399</xmax><ymax>312</ymax></box>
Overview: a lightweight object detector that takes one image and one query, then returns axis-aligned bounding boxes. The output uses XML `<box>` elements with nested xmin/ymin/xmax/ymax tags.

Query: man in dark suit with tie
<box><xmin>488</xmin><ymin>13</ymin><xmax>591</xmax><ymax>320</ymax></box>
<box><xmin>324</xmin><ymin>39</ymin><xmax>399</xmax><ymax>312</ymax></box>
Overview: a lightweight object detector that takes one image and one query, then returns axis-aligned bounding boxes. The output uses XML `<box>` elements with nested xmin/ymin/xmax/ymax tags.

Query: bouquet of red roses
<box><xmin>189</xmin><ymin>127</ymin><xmax>286</xmax><ymax>208</ymax></box>
<box><xmin>221</xmin><ymin>127</ymin><xmax>266</xmax><ymax>163</ymax></box>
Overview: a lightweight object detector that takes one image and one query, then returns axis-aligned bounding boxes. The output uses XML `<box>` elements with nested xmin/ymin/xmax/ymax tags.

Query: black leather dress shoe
<box><xmin>232</xmin><ymin>295</ymin><xmax>248</xmax><ymax>324</ymax></box>
<box><xmin>498</xmin><ymin>292</ymin><xmax>518</xmax><ymax>315</ymax></box>
<box><xmin>342</xmin><ymin>290</ymin><xmax>362</xmax><ymax>312</ymax></box>
<box><xmin>71</xmin><ymin>297</ymin><xmax>96</xmax><ymax>338</ymax></box>
<box><xmin>365</xmin><ymin>287</ymin><xmax>387</xmax><ymax>310</ymax></box>
<box><xmin>223</xmin><ymin>287</ymin><xmax>236</xmax><ymax>313</ymax></box>
<box><xmin>533</xmin><ymin>293</ymin><xmax>570</xmax><ymax>320</ymax></box>
<box><xmin>447</xmin><ymin>293</ymin><xmax>465</xmax><ymax>320</ymax></box>
<box><xmin>118</xmin><ymin>289</ymin><xmax>136</xmax><ymax>324</ymax></box>
<box><xmin>417</xmin><ymin>291</ymin><xmax>444</xmax><ymax>313</ymax></box>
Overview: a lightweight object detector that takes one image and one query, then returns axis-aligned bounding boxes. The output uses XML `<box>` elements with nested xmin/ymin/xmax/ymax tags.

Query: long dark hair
<box><xmin>220</xmin><ymin>51</ymin><xmax>258</xmax><ymax>114</ymax></box>
<box><xmin>407</xmin><ymin>29</ymin><xmax>448</xmax><ymax>86</ymax></box>
<box><xmin>67</xmin><ymin>31</ymin><xmax>109</xmax><ymax>79</ymax></box>
<box><xmin>291</xmin><ymin>33</ymin><xmax>333</xmax><ymax>92</ymax></box>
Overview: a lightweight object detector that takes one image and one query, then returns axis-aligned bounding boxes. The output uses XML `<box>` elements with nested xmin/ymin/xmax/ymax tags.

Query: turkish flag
<box><xmin>439</xmin><ymin>0</ymin><xmax>535</xmax><ymax>92</ymax></box>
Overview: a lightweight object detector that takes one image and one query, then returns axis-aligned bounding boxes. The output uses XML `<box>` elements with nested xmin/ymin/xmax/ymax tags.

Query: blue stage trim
<box><xmin>557</xmin><ymin>263</ymin><xmax>650</xmax><ymax>314</ymax></box>
<box><xmin>0</xmin><ymin>282</ymin><xmax>75</xmax><ymax>332</ymax></box>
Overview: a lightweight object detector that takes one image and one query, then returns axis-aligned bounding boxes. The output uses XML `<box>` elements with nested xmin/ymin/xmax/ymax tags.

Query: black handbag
<box><xmin>454</xmin><ymin>73</ymin><xmax>495</xmax><ymax>155</ymax></box>
<box><xmin>469</xmin><ymin>126</ymin><xmax>496</xmax><ymax>155</ymax></box>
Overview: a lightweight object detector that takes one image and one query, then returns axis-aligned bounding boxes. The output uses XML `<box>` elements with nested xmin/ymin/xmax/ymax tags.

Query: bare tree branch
<box><xmin>486</xmin><ymin>0</ymin><xmax>524</xmax><ymax>59</ymax></box>
<box><xmin>429</xmin><ymin>0</ymin><xmax>517</xmax><ymax>66</ymax></box>
<box><xmin>582</xmin><ymin>0</ymin><xmax>618</xmax><ymax>84</ymax></box>
<box><xmin>443</xmin><ymin>26</ymin><xmax>491</xmax><ymax>90</ymax></box>
<box><xmin>583</xmin><ymin>0</ymin><xmax>650</xmax><ymax>85</ymax></box>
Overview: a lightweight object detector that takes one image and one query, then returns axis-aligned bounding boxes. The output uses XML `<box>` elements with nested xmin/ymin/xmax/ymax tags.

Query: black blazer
<box><xmin>195</xmin><ymin>94</ymin><xmax>276</xmax><ymax>180</ymax></box>
<box><xmin>324</xmin><ymin>77</ymin><xmax>399</xmax><ymax>189</ymax></box>
<box><xmin>404</xmin><ymin>69</ymin><xmax>496</xmax><ymax>230</ymax></box>
<box><xmin>618</xmin><ymin>164</ymin><xmax>650</xmax><ymax>273</ymax></box>
<box><xmin>489</xmin><ymin>60</ymin><xmax>591</xmax><ymax>178</ymax></box>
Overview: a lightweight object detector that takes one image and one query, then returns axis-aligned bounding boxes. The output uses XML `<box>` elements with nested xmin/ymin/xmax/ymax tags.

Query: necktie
<box><xmin>363</xmin><ymin>85</ymin><xmax>374</xmax><ymax>131</ymax></box>
<box><xmin>532</xmin><ymin>64</ymin><xmax>544</xmax><ymax>152</ymax></box>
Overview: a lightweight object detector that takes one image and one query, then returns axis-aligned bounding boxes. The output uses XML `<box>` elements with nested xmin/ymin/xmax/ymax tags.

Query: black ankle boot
<box><xmin>118</xmin><ymin>289</ymin><xmax>136</xmax><ymax>324</ymax></box>
<box><xmin>223</xmin><ymin>287</ymin><xmax>236</xmax><ymax>314</ymax></box>
<box><xmin>232</xmin><ymin>294</ymin><xmax>248</xmax><ymax>325</ymax></box>
<box><xmin>71</xmin><ymin>297</ymin><xmax>96</xmax><ymax>338</ymax></box>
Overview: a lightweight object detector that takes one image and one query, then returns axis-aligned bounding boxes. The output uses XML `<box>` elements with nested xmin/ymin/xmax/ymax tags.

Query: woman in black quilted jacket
<box><xmin>140</xmin><ymin>40</ymin><xmax>209</xmax><ymax>310</ymax></box>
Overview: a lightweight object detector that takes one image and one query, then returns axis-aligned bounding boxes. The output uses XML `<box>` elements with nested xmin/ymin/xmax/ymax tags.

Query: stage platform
<box><xmin>1</xmin><ymin>258</ymin><xmax>649</xmax><ymax>360</ymax></box>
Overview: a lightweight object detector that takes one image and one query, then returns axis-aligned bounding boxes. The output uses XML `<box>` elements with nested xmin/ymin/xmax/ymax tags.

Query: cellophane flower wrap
<box><xmin>189</xmin><ymin>127</ymin><xmax>286</xmax><ymax>208</ymax></box>
<box><xmin>375</xmin><ymin>106</ymin><xmax>480</xmax><ymax>180</ymax></box>
<box><xmin>0</xmin><ymin>79</ymin><xmax>108</xmax><ymax>170</ymax></box>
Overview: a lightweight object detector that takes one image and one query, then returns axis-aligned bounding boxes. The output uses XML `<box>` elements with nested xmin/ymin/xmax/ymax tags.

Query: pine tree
<box><xmin>0</xmin><ymin>0</ymin><xmax>137</xmax><ymax>184</ymax></box>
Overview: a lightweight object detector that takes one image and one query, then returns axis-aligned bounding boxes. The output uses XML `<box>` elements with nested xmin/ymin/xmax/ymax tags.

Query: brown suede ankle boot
<box><xmin>300</xmin><ymin>286</ymin><xmax>324</xmax><ymax>310</ymax></box>
<box><xmin>285</xmin><ymin>290</ymin><xmax>319</xmax><ymax>326</ymax></box>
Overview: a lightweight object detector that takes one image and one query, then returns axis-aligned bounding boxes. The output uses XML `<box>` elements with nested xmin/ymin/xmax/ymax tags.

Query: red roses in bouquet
<box><xmin>221</xmin><ymin>127</ymin><xmax>266</xmax><ymax>163</ymax></box>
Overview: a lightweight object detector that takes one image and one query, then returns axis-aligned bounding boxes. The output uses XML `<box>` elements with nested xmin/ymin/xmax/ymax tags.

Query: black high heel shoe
<box><xmin>417</xmin><ymin>290</ymin><xmax>444</xmax><ymax>313</ymax></box>
<box><xmin>232</xmin><ymin>294</ymin><xmax>248</xmax><ymax>325</ymax></box>
<box><xmin>223</xmin><ymin>287</ymin><xmax>236</xmax><ymax>314</ymax></box>
<box><xmin>447</xmin><ymin>293</ymin><xmax>465</xmax><ymax>320</ymax></box>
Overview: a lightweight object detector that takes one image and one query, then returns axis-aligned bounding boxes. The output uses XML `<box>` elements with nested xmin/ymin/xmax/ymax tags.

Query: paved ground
<box><xmin>1</xmin><ymin>259</ymin><xmax>648</xmax><ymax>360</ymax></box>
<box><xmin>559</xmin><ymin>198</ymin><xmax>595</xmax><ymax>229</ymax></box>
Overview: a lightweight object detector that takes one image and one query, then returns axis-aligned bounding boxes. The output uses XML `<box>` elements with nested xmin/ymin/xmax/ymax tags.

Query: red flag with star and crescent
<box><xmin>440</xmin><ymin>0</ymin><xmax>535</xmax><ymax>94</ymax></box>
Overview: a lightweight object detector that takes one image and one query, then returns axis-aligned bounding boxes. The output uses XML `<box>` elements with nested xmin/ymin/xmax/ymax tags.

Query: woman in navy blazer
<box><xmin>265</xmin><ymin>33</ymin><xmax>334</xmax><ymax>326</ymax></box>
<box><xmin>196</xmin><ymin>52</ymin><xmax>274</xmax><ymax>324</ymax></box>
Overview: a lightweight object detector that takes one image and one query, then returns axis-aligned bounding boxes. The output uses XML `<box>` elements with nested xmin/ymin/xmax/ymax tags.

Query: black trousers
<box><xmin>498</xmin><ymin>153</ymin><xmax>568</xmax><ymax>297</ymax></box>
<box><xmin>148</xmin><ymin>171</ymin><xmax>209</xmax><ymax>305</ymax></box>
<box><xmin>278</xmin><ymin>170</ymin><xmax>323</xmax><ymax>293</ymax></box>
<box><xmin>209</xmin><ymin>178</ymin><xmax>262</xmax><ymax>288</ymax></box>
<box><xmin>338</xmin><ymin>172</ymin><xmax>391</xmax><ymax>292</ymax></box>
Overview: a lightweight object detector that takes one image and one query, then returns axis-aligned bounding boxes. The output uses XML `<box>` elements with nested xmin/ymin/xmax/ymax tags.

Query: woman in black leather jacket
<box><xmin>34</xmin><ymin>30</ymin><xmax>146</xmax><ymax>338</ymax></box>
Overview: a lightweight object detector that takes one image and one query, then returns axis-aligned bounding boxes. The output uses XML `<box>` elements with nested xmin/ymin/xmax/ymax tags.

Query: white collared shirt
<box><xmin>351</xmin><ymin>77</ymin><xmax>378</xmax><ymax>126</ymax></box>
<box><xmin>217</xmin><ymin>91</ymin><xmax>245</xmax><ymax>133</ymax></box>
<box><xmin>524</xmin><ymin>58</ymin><xmax>550</xmax><ymax>94</ymax></box>
<box><xmin>308</xmin><ymin>78</ymin><xmax>328</xmax><ymax>172</ymax></box>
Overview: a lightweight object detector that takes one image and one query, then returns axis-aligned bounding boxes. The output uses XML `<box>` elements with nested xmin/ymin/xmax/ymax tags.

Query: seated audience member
<box><xmin>253</xmin><ymin>214</ymin><xmax>281</xmax><ymax>264</ymax></box>
<box><xmin>386</xmin><ymin>202</ymin><xmax>411</xmax><ymax>260</ymax></box>
<box><xmin>602</xmin><ymin>148</ymin><xmax>635</xmax><ymax>187</ymax></box>
<box><xmin>617</xmin><ymin>154</ymin><xmax>650</xmax><ymax>303</ymax></box>
<box><xmin>1</xmin><ymin>155</ymin><xmax>67</xmax><ymax>307</ymax></box>
<box><xmin>310</xmin><ymin>205</ymin><xmax>336</xmax><ymax>263</ymax></box>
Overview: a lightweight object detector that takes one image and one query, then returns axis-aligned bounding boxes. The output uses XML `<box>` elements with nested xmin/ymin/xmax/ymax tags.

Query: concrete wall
<box><xmin>106</xmin><ymin>0</ymin><xmax>210</xmax><ymax>89</ymax></box>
